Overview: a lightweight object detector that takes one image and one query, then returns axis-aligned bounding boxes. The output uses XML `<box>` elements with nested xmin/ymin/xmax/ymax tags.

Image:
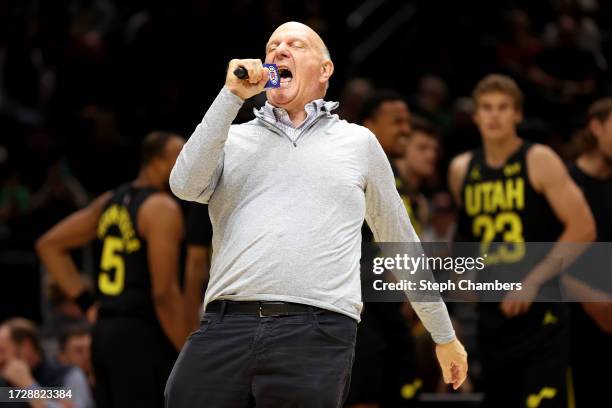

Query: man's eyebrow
<box><xmin>290</xmin><ymin>37</ymin><xmax>310</xmax><ymax>46</ymax></box>
<box><xmin>266</xmin><ymin>37</ymin><xmax>310</xmax><ymax>50</ymax></box>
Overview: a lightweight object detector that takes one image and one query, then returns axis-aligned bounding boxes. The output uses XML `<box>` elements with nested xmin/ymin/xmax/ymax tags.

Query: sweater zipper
<box><xmin>257</xmin><ymin>112</ymin><xmax>329</xmax><ymax>147</ymax></box>
<box><xmin>294</xmin><ymin>113</ymin><xmax>328</xmax><ymax>145</ymax></box>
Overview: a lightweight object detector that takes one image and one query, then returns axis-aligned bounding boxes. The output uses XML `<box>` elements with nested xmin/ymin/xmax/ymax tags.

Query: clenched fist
<box><xmin>226</xmin><ymin>59</ymin><xmax>268</xmax><ymax>100</ymax></box>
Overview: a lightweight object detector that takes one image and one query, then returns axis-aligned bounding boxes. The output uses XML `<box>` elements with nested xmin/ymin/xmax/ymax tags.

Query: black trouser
<box><xmin>165</xmin><ymin>301</ymin><xmax>358</xmax><ymax>408</ymax></box>
<box><xmin>92</xmin><ymin>316</ymin><xmax>177</xmax><ymax>408</ymax></box>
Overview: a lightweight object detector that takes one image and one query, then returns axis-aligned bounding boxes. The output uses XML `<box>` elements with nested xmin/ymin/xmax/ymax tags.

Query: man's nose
<box><xmin>274</xmin><ymin>42</ymin><xmax>291</xmax><ymax>59</ymax></box>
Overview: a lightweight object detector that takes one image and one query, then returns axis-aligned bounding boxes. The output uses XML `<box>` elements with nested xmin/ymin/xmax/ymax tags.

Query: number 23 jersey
<box><xmin>457</xmin><ymin>141</ymin><xmax>562</xmax><ymax>272</ymax></box>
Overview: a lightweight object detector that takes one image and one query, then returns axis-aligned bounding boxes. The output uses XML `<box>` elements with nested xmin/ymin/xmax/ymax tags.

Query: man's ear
<box><xmin>589</xmin><ymin>118</ymin><xmax>603</xmax><ymax>141</ymax></box>
<box><xmin>320</xmin><ymin>60</ymin><xmax>334</xmax><ymax>83</ymax></box>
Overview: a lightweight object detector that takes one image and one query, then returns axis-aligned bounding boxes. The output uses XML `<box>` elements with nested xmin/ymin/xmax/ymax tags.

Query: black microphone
<box><xmin>233</xmin><ymin>66</ymin><xmax>248</xmax><ymax>80</ymax></box>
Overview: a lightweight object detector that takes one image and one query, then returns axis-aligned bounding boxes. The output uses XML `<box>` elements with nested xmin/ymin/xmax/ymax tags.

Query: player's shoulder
<box><xmin>526</xmin><ymin>142</ymin><xmax>560</xmax><ymax>162</ymax></box>
<box><xmin>91</xmin><ymin>190</ymin><xmax>114</xmax><ymax>210</ymax></box>
<box><xmin>526</xmin><ymin>143</ymin><xmax>565</xmax><ymax>176</ymax></box>
<box><xmin>140</xmin><ymin>192</ymin><xmax>182</xmax><ymax>216</ymax></box>
<box><xmin>448</xmin><ymin>151</ymin><xmax>474</xmax><ymax>203</ymax></box>
<box><xmin>525</xmin><ymin>143</ymin><xmax>569</xmax><ymax>189</ymax></box>
<box><xmin>449</xmin><ymin>151</ymin><xmax>474</xmax><ymax>174</ymax></box>
<box><xmin>138</xmin><ymin>192</ymin><xmax>182</xmax><ymax>235</ymax></box>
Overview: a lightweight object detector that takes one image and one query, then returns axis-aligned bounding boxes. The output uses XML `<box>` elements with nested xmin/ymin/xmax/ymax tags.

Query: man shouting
<box><xmin>165</xmin><ymin>21</ymin><xmax>467</xmax><ymax>408</ymax></box>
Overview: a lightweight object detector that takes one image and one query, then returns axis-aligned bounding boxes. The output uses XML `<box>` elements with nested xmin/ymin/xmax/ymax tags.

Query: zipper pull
<box><xmin>293</xmin><ymin>141</ymin><xmax>297</xmax><ymax>147</ymax></box>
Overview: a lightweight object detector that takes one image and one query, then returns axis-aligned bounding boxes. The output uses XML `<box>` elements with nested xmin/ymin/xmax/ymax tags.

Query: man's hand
<box><xmin>500</xmin><ymin>279</ymin><xmax>540</xmax><ymax>318</ymax></box>
<box><xmin>435</xmin><ymin>337</ymin><xmax>468</xmax><ymax>390</ymax></box>
<box><xmin>225</xmin><ymin>59</ymin><xmax>268</xmax><ymax>100</ymax></box>
<box><xmin>1</xmin><ymin>359</ymin><xmax>35</xmax><ymax>388</ymax></box>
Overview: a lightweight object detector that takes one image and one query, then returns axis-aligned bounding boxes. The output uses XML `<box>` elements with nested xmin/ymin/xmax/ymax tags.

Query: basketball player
<box><xmin>448</xmin><ymin>74</ymin><xmax>595</xmax><ymax>407</ymax></box>
<box><xmin>36</xmin><ymin>131</ymin><xmax>188</xmax><ymax>408</ymax></box>
<box><xmin>567</xmin><ymin>97</ymin><xmax>612</xmax><ymax>406</ymax></box>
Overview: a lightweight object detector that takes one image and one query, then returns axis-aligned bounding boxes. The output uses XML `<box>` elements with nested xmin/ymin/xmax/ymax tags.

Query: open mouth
<box><xmin>278</xmin><ymin>67</ymin><xmax>293</xmax><ymax>84</ymax></box>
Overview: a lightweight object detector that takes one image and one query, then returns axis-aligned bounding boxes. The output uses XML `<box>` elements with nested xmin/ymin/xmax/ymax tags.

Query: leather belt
<box><xmin>207</xmin><ymin>300</ymin><xmax>323</xmax><ymax>317</ymax></box>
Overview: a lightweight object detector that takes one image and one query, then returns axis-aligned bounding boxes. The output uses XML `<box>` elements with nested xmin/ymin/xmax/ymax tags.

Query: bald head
<box><xmin>268</xmin><ymin>22</ymin><xmax>331</xmax><ymax>62</ymax></box>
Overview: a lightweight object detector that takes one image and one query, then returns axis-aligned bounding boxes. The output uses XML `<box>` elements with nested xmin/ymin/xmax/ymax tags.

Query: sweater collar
<box><xmin>254</xmin><ymin>99</ymin><xmax>339</xmax><ymax>126</ymax></box>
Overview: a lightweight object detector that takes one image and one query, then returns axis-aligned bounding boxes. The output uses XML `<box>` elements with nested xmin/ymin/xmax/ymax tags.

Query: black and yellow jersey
<box><xmin>457</xmin><ymin>141</ymin><xmax>567</xmax><ymax>335</ymax></box>
<box><xmin>457</xmin><ymin>141</ymin><xmax>562</xmax><ymax>264</ymax></box>
<box><xmin>96</xmin><ymin>183</ymin><xmax>159</xmax><ymax>321</ymax></box>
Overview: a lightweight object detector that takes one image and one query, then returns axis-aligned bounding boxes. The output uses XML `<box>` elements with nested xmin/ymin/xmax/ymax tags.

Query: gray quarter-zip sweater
<box><xmin>170</xmin><ymin>87</ymin><xmax>455</xmax><ymax>344</ymax></box>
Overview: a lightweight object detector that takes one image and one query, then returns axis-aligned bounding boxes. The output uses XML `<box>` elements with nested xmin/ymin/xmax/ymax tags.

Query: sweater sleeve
<box><xmin>364</xmin><ymin>131</ymin><xmax>456</xmax><ymax>344</ymax></box>
<box><xmin>170</xmin><ymin>87</ymin><xmax>244</xmax><ymax>203</ymax></box>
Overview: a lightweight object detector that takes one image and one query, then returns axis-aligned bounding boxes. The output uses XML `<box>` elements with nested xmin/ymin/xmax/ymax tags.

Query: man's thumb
<box><xmin>441</xmin><ymin>366</ymin><xmax>452</xmax><ymax>383</ymax></box>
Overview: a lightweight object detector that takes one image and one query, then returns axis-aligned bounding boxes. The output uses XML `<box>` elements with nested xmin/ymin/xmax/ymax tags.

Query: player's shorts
<box><xmin>92</xmin><ymin>316</ymin><xmax>177</xmax><ymax>408</ymax></box>
<box><xmin>478</xmin><ymin>303</ymin><xmax>570</xmax><ymax>408</ymax></box>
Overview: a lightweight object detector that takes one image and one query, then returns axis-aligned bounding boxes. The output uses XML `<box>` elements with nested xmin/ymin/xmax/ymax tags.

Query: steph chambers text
<box><xmin>372</xmin><ymin>279</ymin><xmax>523</xmax><ymax>292</ymax></box>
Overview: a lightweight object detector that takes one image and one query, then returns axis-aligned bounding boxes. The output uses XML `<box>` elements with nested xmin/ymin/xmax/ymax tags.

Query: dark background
<box><xmin>0</xmin><ymin>0</ymin><xmax>610</xmax><ymax>324</ymax></box>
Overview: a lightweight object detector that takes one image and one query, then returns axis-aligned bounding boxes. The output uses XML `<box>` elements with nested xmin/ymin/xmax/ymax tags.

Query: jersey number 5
<box><xmin>99</xmin><ymin>236</ymin><xmax>125</xmax><ymax>295</ymax></box>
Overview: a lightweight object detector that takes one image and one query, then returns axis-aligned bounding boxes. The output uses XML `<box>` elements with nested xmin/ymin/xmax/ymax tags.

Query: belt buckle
<box><xmin>258</xmin><ymin>302</ymin><xmax>282</xmax><ymax>318</ymax></box>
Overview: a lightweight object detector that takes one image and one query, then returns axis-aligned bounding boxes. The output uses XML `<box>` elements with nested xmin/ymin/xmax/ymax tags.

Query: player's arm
<box><xmin>35</xmin><ymin>192</ymin><xmax>112</xmax><ymax>300</ymax></box>
<box><xmin>447</xmin><ymin>152</ymin><xmax>472</xmax><ymax>207</ymax></box>
<box><xmin>139</xmin><ymin>193</ymin><xmax>188</xmax><ymax>351</ymax></box>
<box><xmin>501</xmin><ymin>145</ymin><xmax>596</xmax><ymax>316</ymax></box>
<box><xmin>580</xmin><ymin>302</ymin><xmax>612</xmax><ymax>334</ymax></box>
<box><xmin>527</xmin><ymin>145</ymin><xmax>595</xmax><ymax>279</ymax></box>
<box><xmin>364</xmin><ymin>131</ymin><xmax>467</xmax><ymax>390</ymax></box>
<box><xmin>185</xmin><ymin>245</ymin><xmax>210</xmax><ymax>331</ymax></box>
<box><xmin>529</xmin><ymin>145</ymin><xmax>595</xmax><ymax>244</ymax></box>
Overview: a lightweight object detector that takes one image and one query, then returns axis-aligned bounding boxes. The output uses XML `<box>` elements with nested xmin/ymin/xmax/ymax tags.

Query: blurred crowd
<box><xmin>1</xmin><ymin>0</ymin><xmax>611</xmax><ymax>406</ymax></box>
